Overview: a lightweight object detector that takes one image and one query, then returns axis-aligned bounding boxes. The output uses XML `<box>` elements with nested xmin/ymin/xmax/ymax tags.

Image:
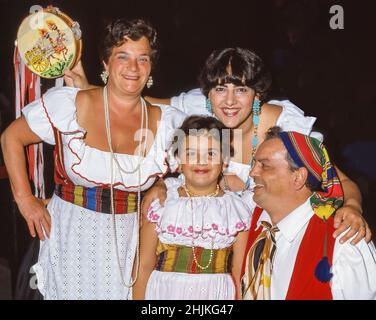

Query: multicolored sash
<box><xmin>155</xmin><ymin>241</ymin><xmax>233</xmax><ymax>274</ymax></box>
<box><xmin>55</xmin><ymin>183</ymin><xmax>138</xmax><ymax>214</ymax></box>
<box><xmin>52</xmin><ymin>127</ymin><xmax>138</xmax><ymax>214</ymax></box>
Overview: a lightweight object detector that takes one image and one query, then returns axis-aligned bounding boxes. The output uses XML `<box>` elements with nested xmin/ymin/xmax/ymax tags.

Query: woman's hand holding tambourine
<box><xmin>64</xmin><ymin>61</ymin><xmax>91</xmax><ymax>89</ymax></box>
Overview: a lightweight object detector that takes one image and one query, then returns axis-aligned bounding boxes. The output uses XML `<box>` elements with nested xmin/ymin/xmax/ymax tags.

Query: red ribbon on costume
<box><xmin>14</xmin><ymin>46</ymin><xmax>45</xmax><ymax>199</ymax></box>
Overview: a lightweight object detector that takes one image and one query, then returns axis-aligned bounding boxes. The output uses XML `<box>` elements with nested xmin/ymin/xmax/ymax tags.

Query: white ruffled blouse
<box><xmin>147</xmin><ymin>178</ymin><xmax>252</xmax><ymax>249</ymax></box>
<box><xmin>22</xmin><ymin>86</ymin><xmax>187</xmax><ymax>192</ymax></box>
<box><xmin>168</xmin><ymin>88</ymin><xmax>324</xmax><ymax>184</ymax></box>
<box><xmin>170</xmin><ymin>88</ymin><xmax>323</xmax><ymax>140</ymax></box>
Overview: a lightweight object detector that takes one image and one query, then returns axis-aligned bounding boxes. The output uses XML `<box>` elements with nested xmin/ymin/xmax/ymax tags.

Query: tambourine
<box><xmin>16</xmin><ymin>6</ymin><xmax>82</xmax><ymax>79</ymax></box>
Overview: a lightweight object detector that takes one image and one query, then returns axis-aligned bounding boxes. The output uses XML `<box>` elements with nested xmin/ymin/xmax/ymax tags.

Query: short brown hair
<box><xmin>100</xmin><ymin>18</ymin><xmax>158</xmax><ymax>66</ymax></box>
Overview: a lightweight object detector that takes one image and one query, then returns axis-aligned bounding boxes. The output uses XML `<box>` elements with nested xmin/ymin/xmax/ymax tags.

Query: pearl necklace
<box><xmin>103</xmin><ymin>85</ymin><xmax>148</xmax><ymax>174</ymax></box>
<box><xmin>182</xmin><ymin>184</ymin><xmax>220</xmax><ymax>270</ymax></box>
<box><xmin>104</xmin><ymin>85</ymin><xmax>148</xmax><ymax>289</ymax></box>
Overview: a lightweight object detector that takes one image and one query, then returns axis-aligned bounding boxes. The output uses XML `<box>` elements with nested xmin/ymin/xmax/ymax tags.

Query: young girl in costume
<box><xmin>133</xmin><ymin>116</ymin><xmax>251</xmax><ymax>300</ymax></box>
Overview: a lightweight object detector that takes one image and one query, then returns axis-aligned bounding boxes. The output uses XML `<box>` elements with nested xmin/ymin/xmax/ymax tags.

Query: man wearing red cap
<box><xmin>241</xmin><ymin>127</ymin><xmax>376</xmax><ymax>300</ymax></box>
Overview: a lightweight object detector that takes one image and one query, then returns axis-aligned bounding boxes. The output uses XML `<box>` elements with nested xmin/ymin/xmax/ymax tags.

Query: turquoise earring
<box><xmin>251</xmin><ymin>98</ymin><xmax>261</xmax><ymax>153</ymax></box>
<box><xmin>206</xmin><ymin>99</ymin><xmax>213</xmax><ymax>114</ymax></box>
<box><xmin>244</xmin><ymin>98</ymin><xmax>262</xmax><ymax>192</ymax></box>
<box><xmin>252</xmin><ymin>99</ymin><xmax>261</xmax><ymax>127</ymax></box>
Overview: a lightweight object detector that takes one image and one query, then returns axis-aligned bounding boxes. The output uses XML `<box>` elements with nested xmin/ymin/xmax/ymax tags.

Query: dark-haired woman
<box><xmin>1</xmin><ymin>19</ymin><xmax>186</xmax><ymax>299</ymax></box>
<box><xmin>144</xmin><ymin>48</ymin><xmax>371</xmax><ymax>245</ymax></box>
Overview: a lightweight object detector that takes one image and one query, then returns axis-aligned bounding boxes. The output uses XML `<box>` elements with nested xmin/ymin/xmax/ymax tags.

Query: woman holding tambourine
<box><xmin>2</xmin><ymin>13</ymin><xmax>186</xmax><ymax>299</ymax></box>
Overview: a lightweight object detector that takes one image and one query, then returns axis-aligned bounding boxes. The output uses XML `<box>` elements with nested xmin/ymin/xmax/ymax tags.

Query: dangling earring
<box><xmin>206</xmin><ymin>99</ymin><xmax>213</xmax><ymax>114</ymax></box>
<box><xmin>252</xmin><ymin>99</ymin><xmax>261</xmax><ymax>111</ymax></box>
<box><xmin>251</xmin><ymin>98</ymin><xmax>261</xmax><ymax>157</ymax></box>
<box><xmin>100</xmin><ymin>70</ymin><xmax>109</xmax><ymax>84</ymax></box>
<box><xmin>147</xmin><ymin>76</ymin><xmax>154</xmax><ymax>89</ymax></box>
<box><xmin>252</xmin><ymin>99</ymin><xmax>261</xmax><ymax>124</ymax></box>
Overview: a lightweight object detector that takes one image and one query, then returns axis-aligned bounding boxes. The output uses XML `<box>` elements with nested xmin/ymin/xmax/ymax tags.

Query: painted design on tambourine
<box><xmin>25</xmin><ymin>20</ymin><xmax>73</xmax><ymax>76</ymax></box>
<box><xmin>17</xmin><ymin>7</ymin><xmax>82</xmax><ymax>79</ymax></box>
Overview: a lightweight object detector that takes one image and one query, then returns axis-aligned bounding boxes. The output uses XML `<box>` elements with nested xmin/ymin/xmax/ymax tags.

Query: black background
<box><xmin>0</xmin><ymin>0</ymin><xmax>375</xmax><ymax>296</ymax></box>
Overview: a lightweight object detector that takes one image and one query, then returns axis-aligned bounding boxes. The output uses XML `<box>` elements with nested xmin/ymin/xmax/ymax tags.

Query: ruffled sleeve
<box><xmin>170</xmin><ymin>90</ymin><xmax>324</xmax><ymax>141</ymax></box>
<box><xmin>170</xmin><ymin>88</ymin><xmax>210</xmax><ymax>116</ymax></box>
<box><xmin>154</xmin><ymin>106</ymin><xmax>187</xmax><ymax>151</ymax></box>
<box><xmin>147</xmin><ymin>199</ymin><xmax>165</xmax><ymax>224</ymax></box>
<box><xmin>21</xmin><ymin>86</ymin><xmax>82</xmax><ymax>145</ymax></box>
<box><xmin>331</xmin><ymin>239</ymin><xmax>376</xmax><ymax>299</ymax></box>
<box><xmin>152</xmin><ymin>106</ymin><xmax>187</xmax><ymax>173</ymax></box>
<box><xmin>63</xmin><ymin>105</ymin><xmax>187</xmax><ymax>191</ymax></box>
<box><xmin>240</xmin><ymin>190</ymin><xmax>257</xmax><ymax>213</ymax></box>
<box><xmin>271</xmin><ymin>99</ymin><xmax>315</xmax><ymax>133</ymax></box>
<box><xmin>270</xmin><ymin>99</ymin><xmax>323</xmax><ymax>142</ymax></box>
<box><xmin>170</xmin><ymin>89</ymin><xmax>318</xmax><ymax>133</ymax></box>
<box><xmin>163</xmin><ymin>176</ymin><xmax>184</xmax><ymax>190</ymax></box>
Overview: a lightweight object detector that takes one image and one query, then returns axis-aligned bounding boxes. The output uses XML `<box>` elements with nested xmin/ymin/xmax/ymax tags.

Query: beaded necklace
<box><xmin>182</xmin><ymin>184</ymin><xmax>220</xmax><ymax>270</ymax></box>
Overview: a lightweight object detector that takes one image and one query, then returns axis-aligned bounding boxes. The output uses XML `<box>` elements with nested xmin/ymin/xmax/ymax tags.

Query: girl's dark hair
<box><xmin>100</xmin><ymin>18</ymin><xmax>158</xmax><ymax>65</ymax></box>
<box><xmin>172</xmin><ymin>115</ymin><xmax>234</xmax><ymax>161</ymax></box>
<box><xmin>199</xmin><ymin>48</ymin><xmax>272</xmax><ymax>102</ymax></box>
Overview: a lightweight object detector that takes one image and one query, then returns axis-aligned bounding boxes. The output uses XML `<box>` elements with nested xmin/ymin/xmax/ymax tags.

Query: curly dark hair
<box><xmin>100</xmin><ymin>18</ymin><xmax>158</xmax><ymax>66</ymax></box>
<box><xmin>172</xmin><ymin>115</ymin><xmax>234</xmax><ymax>161</ymax></box>
<box><xmin>199</xmin><ymin>48</ymin><xmax>272</xmax><ymax>102</ymax></box>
